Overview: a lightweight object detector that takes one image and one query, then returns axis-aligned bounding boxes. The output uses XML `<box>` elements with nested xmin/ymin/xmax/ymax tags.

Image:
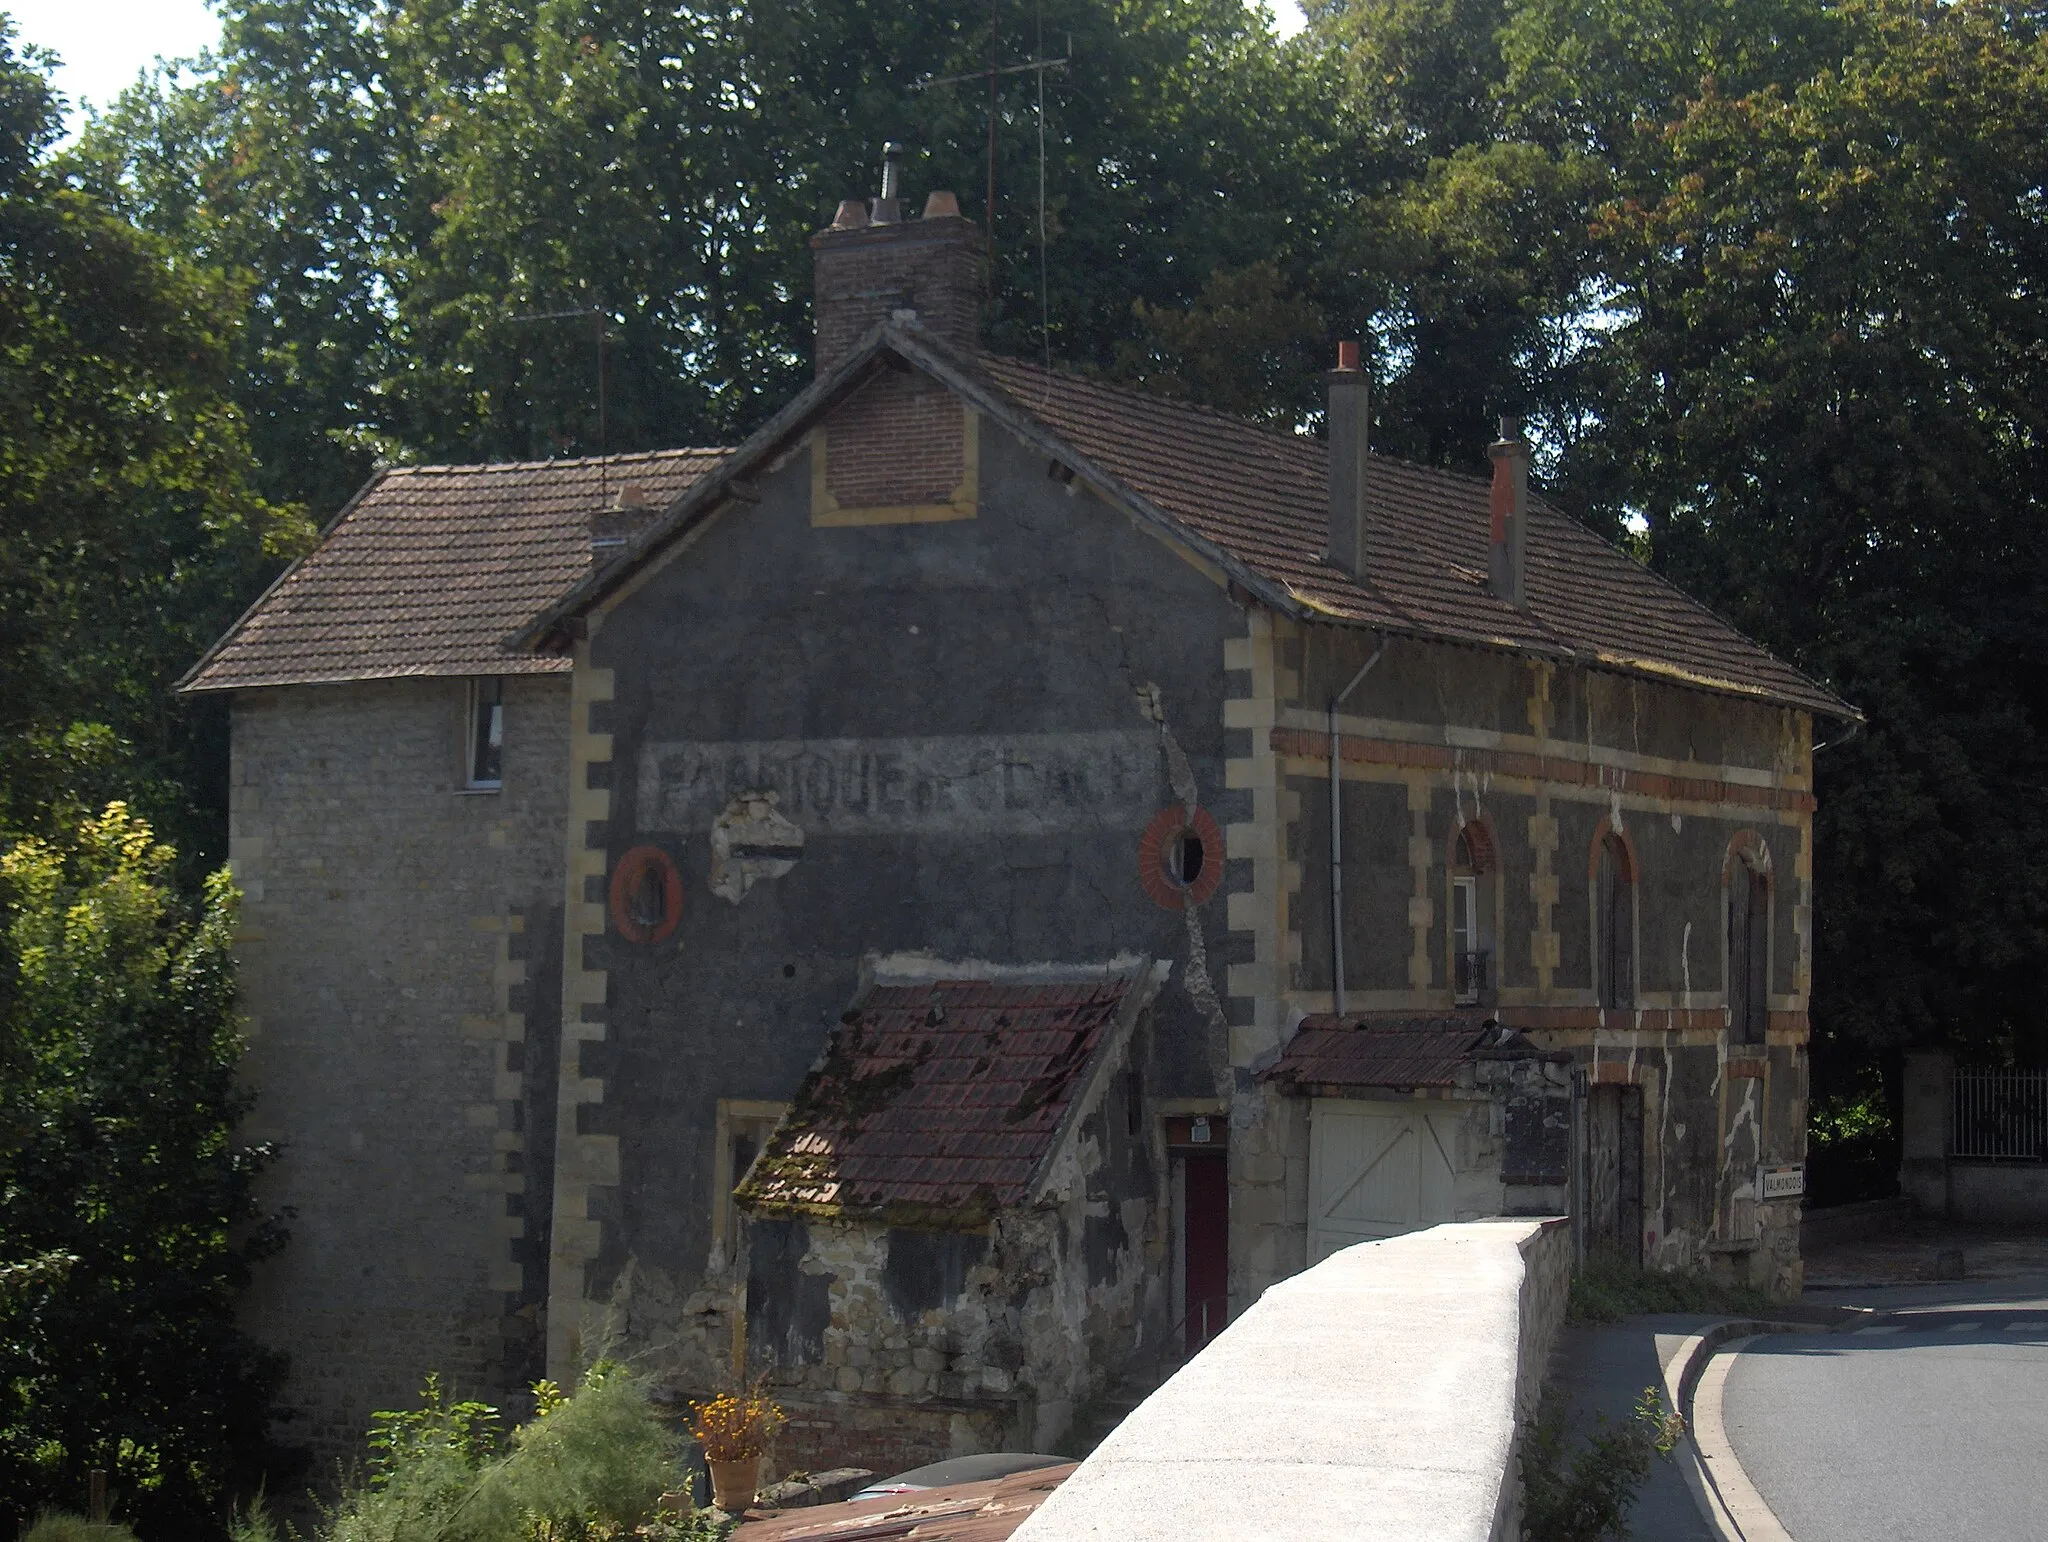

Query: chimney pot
<box><xmin>812</xmin><ymin>174</ymin><xmax>985</xmax><ymax>375</ymax></box>
<box><xmin>880</xmin><ymin>140</ymin><xmax>904</xmax><ymax>201</ymax></box>
<box><xmin>1325</xmin><ymin>341</ymin><xmax>1370</xmax><ymax>577</ymax></box>
<box><xmin>1488</xmin><ymin>418</ymin><xmax>1530</xmax><ymax>610</ymax></box>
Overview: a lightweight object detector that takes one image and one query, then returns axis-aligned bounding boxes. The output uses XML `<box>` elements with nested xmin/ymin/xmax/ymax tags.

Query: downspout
<box><xmin>1329</xmin><ymin>636</ymin><xmax>1386</xmax><ymax>1018</ymax></box>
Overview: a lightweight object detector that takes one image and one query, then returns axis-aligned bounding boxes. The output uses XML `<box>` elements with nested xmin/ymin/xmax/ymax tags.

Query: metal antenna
<box><xmin>508</xmin><ymin>305</ymin><xmax>610</xmax><ymax>508</ymax></box>
<box><xmin>909</xmin><ymin>35</ymin><xmax>1070</xmax><ymax>306</ymax></box>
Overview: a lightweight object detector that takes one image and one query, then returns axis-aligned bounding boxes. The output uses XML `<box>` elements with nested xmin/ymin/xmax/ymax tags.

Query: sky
<box><xmin>7</xmin><ymin>0</ymin><xmax>1308</xmax><ymax>136</ymax></box>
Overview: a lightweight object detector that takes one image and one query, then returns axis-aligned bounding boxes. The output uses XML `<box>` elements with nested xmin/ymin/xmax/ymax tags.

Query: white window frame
<box><xmin>1452</xmin><ymin>874</ymin><xmax>1480</xmax><ymax>1004</ymax></box>
<box><xmin>465</xmin><ymin>677</ymin><xmax>505</xmax><ymax>791</ymax></box>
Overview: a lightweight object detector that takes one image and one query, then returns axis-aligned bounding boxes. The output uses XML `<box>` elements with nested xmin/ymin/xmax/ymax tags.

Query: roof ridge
<box><xmin>385</xmin><ymin>446</ymin><xmax>733</xmax><ymax>478</ymax></box>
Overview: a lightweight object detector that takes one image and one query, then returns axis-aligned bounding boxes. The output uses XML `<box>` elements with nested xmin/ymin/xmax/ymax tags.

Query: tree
<box><xmin>82</xmin><ymin>0</ymin><xmax>1339</xmax><ymax>474</ymax></box>
<box><xmin>0</xmin><ymin>803</ymin><xmax>289</xmax><ymax>1536</ymax></box>
<box><xmin>1558</xmin><ymin>0</ymin><xmax>2048</xmax><ymax>1072</ymax></box>
<box><xmin>0</xmin><ymin>21</ymin><xmax>310</xmax><ymax>859</ymax></box>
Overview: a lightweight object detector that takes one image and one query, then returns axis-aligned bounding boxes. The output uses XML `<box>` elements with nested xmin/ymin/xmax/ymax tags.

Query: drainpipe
<box><xmin>1329</xmin><ymin>637</ymin><xmax>1386</xmax><ymax>1018</ymax></box>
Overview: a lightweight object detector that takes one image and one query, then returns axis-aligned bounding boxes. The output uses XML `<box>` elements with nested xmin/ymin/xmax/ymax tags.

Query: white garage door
<box><xmin>1308</xmin><ymin>1100</ymin><xmax>1459</xmax><ymax>1263</ymax></box>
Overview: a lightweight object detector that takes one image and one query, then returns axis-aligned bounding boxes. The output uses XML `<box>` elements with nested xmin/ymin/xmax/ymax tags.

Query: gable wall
<box><xmin>547</xmin><ymin>404</ymin><xmax>1252</xmax><ymax>1399</ymax></box>
<box><xmin>229</xmin><ymin>674</ymin><xmax>569</xmax><ymax>1464</ymax></box>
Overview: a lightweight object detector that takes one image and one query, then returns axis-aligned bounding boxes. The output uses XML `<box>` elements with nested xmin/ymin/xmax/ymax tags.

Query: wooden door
<box><xmin>1308</xmin><ymin>1101</ymin><xmax>1458</xmax><ymax>1264</ymax></box>
<box><xmin>1181</xmin><ymin>1150</ymin><xmax>1229</xmax><ymax>1355</ymax></box>
<box><xmin>1584</xmin><ymin>1083</ymin><xmax>1644</xmax><ymax>1264</ymax></box>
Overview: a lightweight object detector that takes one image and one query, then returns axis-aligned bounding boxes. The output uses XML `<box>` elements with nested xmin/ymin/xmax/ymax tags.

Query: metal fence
<box><xmin>1952</xmin><ymin>1069</ymin><xmax>2048</xmax><ymax>1160</ymax></box>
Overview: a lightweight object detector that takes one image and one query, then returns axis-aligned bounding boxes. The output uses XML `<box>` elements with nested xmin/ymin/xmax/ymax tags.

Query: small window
<box><xmin>1450</xmin><ymin>820</ymin><xmax>1493</xmax><ymax>1004</ymax></box>
<box><xmin>468</xmin><ymin>678</ymin><xmax>504</xmax><ymax>788</ymax></box>
<box><xmin>1168</xmin><ymin>830</ymin><xmax>1205</xmax><ymax>887</ymax></box>
<box><xmin>1596</xmin><ymin>831</ymin><xmax>1635</xmax><ymax>1010</ymax></box>
<box><xmin>1728</xmin><ymin>853</ymin><xmax>1769</xmax><ymax>1044</ymax></box>
<box><xmin>1452</xmin><ymin>874</ymin><xmax>1481</xmax><ymax>1003</ymax></box>
<box><xmin>712</xmin><ymin>1100</ymin><xmax>787</xmax><ymax>1272</ymax></box>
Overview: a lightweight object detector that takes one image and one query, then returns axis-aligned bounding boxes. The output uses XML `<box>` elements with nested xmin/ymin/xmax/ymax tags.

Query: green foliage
<box><xmin>80</xmin><ymin>0</ymin><xmax>1341</xmax><ymax>490</ymax></box>
<box><xmin>1521</xmin><ymin>1386</ymin><xmax>1685</xmax><ymax>1542</ymax></box>
<box><xmin>23</xmin><ymin>1515</ymin><xmax>144</xmax><ymax>1542</ymax></box>
<box><xmin>318</xmin><ymin>1362</ymin><xmax>703</xmax><ymax>1542</ymax></box>
<box><xmin>1561</xmin><ymin>0</ymin><xmax>2048</xmax><ymax>1068</ymax></box>
<box><xmin>0</xmin><ymin>19</ymin><xmax>310</xmax><ymax>861</ymax></box>
<box><xmin>0</xmin><ymin>803</ymin><xmax>288</xmax><ymax>1536</ymax></box>
<box><xmin>1567</xmin><ymin>1253</ymin><xmax>1776</xmax><ymax>1323</ymax></box>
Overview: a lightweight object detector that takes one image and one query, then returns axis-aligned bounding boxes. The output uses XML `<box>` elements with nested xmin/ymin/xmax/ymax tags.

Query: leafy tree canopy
<box><xmin>0</xmin><ymin>803</ymin><xmax>288</xmax><ymax>1535</ymax></box>
<box><xmin>0</xmin><ymin>19</ymin><xmax>310</xmax><ymax>860</ymax></box>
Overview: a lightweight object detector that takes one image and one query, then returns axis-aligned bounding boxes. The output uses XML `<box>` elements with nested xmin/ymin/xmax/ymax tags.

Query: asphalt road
<box><xmin>1720</xmin><ymin>1301</ymin><xmax>2048</xmax><ymax>1542</ymax></box>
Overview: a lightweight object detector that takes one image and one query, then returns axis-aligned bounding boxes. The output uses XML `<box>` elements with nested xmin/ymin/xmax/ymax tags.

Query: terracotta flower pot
<box><xmin>709</xmin><ymin>1454</ymin><xmax>764</xmax><ymax>1512</ymax></box>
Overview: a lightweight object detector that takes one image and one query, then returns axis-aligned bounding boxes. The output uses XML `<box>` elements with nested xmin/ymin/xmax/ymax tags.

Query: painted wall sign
<box><xmin>637</xmin><ymin>732</ymin><xmax>1161</xmax><ymax>837</ymax></box>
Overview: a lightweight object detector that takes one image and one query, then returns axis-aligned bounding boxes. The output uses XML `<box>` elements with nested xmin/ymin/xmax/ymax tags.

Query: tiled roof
<box><xmin>735</xmin><ymin>977</ymin><xmax>1140</xmax><ymax>1223</ymax></box>
<box><xmin>180</xmin><ymin>450</ymin><xmax>727</xmax><ymax>691</ymax></box>
<box><xmin>732</xmin><ymin>1464</ymin><xmax>1076</xmax><ymax>1540</ymax></box>
<box><xmin>185</xmin><ymin>322</ymin><xmax>1850</xmax><ymax>720</ymax></box>
<box><xmin>975</xmin><ymin>355</ymin><xmax>1852</xmax><ymax>717</ymax></box>
<box><xmin>1263</xmin><ymin>1015</ymin><xmax>1498</xmax><ymax>1091</ymax></box>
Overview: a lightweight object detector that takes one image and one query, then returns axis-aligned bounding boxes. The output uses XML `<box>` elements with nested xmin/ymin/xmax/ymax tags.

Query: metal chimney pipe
<box><xmin>1325</xmin><ymin>342</ymin><xmax>1369</xmax><ymax>577</ymax></box>
<box><xmin>880</xmin><ymin>141</ymin><xmax>903</xmax><ymax>201</ymax></box>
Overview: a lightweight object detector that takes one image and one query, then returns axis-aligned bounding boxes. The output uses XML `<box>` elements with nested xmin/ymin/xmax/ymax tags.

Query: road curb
<box><xmin>1662</xmin><ymin>1320</ymin><xmax>1807</xmax><ymax>1542</ymax></box>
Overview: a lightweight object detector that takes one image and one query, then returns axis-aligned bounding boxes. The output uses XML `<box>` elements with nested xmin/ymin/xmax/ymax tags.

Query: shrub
<box><xmin>317</xmin><ymin>1362</ymin><xmax>718</xmax><ymax>1542</ymax></box>
<box><xmin>23</xmin><ymin>1515</ymin><xmax>142</xmax><ymax>1542</ymax></box>
<box><xmin>1521</xmin><ymin>1386</ymin><xmax>1684</xmax><ymax>1542</ymax></box>
<box><xmin>0</xmin><ymin>804</ymin><xmax>289</xmax><ymax>1536</ymax></box>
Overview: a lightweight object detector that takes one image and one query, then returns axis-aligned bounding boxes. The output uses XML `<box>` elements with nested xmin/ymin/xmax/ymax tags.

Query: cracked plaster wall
<box><xmin>1235</xmin><ymin>629</ymin><xmax>1816</xmax><ymax>1298</ymax></box>
<box><xmin>567</xmin><ymin>412</ymin><xmax>1246</xmax><ymax>1422</ymax></box>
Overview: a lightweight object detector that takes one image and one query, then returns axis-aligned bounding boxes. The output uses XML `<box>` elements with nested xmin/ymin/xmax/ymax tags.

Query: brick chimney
<box><xmin>1325</xmin><ymin>340</ymin><xmax>1370</xmax><ymax>577</ymax></box>
<box><xmin>1488</xmin><ymin>416</ymin><xmax>1530</xmax><ymax>609</ymax></box>
<box><xmin>811</xmin><ymin>144</ymin><xmax>983</xmax><ymax>375</ymax></box>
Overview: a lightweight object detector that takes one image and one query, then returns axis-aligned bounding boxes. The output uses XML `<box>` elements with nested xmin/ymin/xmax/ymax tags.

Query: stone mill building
<box><xmin>181</xmin><ymin>172</ymin><xmax>1857</xmax><ymax>1472</ymax></box>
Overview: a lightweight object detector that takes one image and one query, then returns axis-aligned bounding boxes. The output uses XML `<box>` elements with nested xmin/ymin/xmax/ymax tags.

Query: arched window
<box><xmin>1450</xmin><ymin>822</ymin><xmax>1495</xmax><ymax>1006</ymax></box>
<box><xmin>1595</xmin><ymin>831</ymin><xmax>1634</xmax><ymax>1010</ymax></box>
<box><xmin>1727</xmin><ymin>845</ymin><xmax>1770</xmax><ymax>1044</ymax></box>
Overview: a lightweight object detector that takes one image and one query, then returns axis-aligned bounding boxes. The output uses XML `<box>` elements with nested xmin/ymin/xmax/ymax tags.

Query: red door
<box><xmin>1183</xmin><ymin>1150</ymin><xmax>1229</xmax><ymax>1356</ymax></box>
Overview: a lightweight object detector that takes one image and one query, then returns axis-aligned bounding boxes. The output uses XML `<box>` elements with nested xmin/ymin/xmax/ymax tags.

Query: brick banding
<box><xmin>1271</xmin><ymin>727</ymin><xmax>1817</xmax><ymax>814</ymax></box>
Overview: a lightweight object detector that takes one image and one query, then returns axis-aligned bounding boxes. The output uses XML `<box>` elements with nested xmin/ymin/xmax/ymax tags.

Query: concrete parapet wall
<box><xmin>1013</xmin><ymin>1217</ymin><xmax>1572</xmax><ymax>1542</ymax></box>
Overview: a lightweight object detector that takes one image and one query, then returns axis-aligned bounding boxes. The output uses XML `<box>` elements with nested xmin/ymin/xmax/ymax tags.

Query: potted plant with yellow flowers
<box><xmin>688</xmin><ymin>1383</ymin><xmax>787</xmax><ymax>1513</ymax></box>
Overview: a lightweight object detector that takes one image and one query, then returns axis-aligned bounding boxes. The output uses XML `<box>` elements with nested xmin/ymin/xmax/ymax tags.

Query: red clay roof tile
<box><xmin>181</xmin><ymin>449</ymin><xmax>727</xmax><ymax>691</ymax></box>
<box><xmin>736</xmin><ymin>977</ymin><xmax>1136</xmax><ymax>1222</ymax></box>
<box><xmin>973</xmin><ymin>355</ymin><xmax>1851</xmax><ymax>717</ymax></box>
<box><xmin>1264</xmin><ymin>1015</ymin><xmax>1496</xmax><ymax>1090</ymax></box>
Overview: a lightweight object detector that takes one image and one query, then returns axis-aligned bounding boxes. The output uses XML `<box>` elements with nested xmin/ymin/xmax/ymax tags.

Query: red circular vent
<box><xmin>1140</xmin><ymin>804</ymin><xmax>1225</xmax><ymax>909</ymax></box>
<box><xmin>609</xmin><ymin>845</ymin><xmax>684</xmax><ymax>944</ymax></box>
